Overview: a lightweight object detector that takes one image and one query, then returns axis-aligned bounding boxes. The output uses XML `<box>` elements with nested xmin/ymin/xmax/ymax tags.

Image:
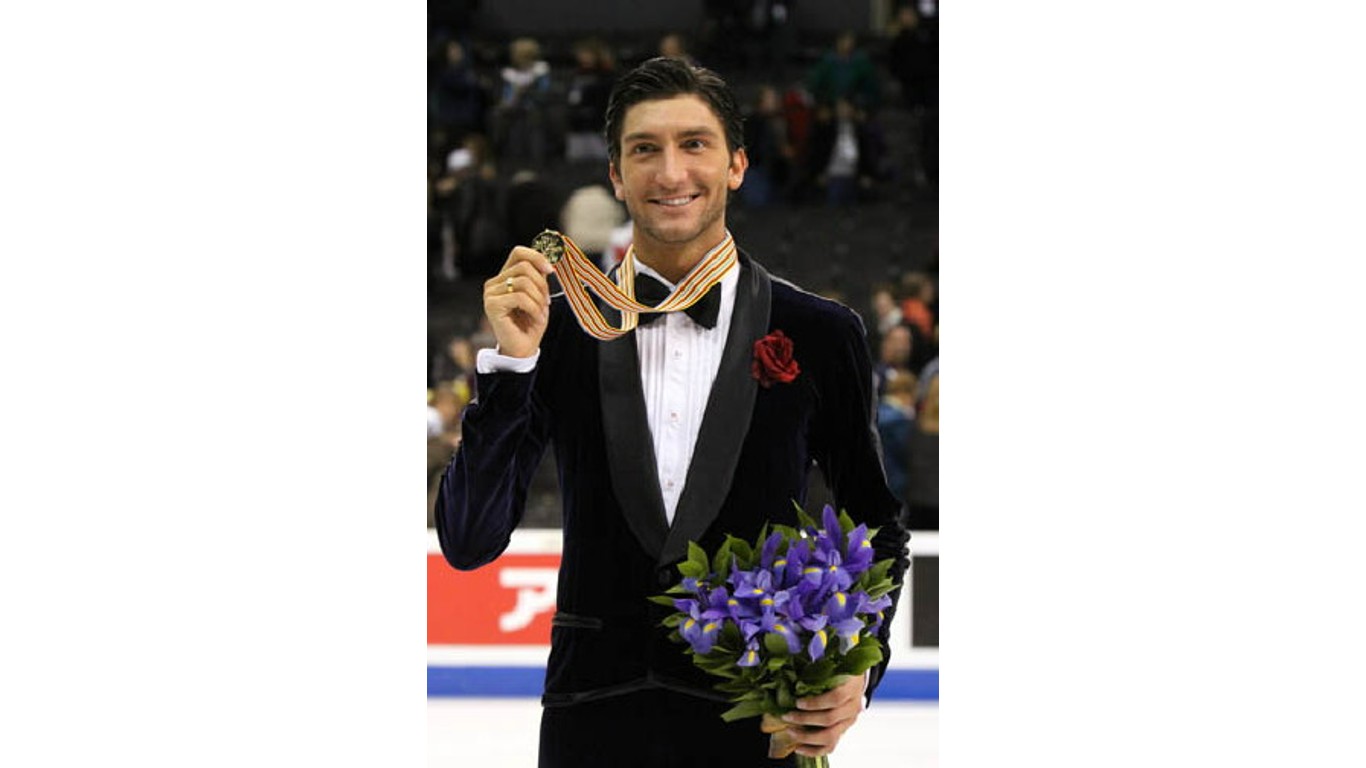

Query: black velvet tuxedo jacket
<box><xmin>437</xmin><ymin>252</ymin><xmax>910</xmax><ymax>708</ymax></box>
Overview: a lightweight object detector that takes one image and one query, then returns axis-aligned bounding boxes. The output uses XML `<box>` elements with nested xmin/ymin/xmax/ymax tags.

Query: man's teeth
<box><xmin>656</xmin><ymin>196</ymin><xmax>695</xmax><ymax>206</ymax></box>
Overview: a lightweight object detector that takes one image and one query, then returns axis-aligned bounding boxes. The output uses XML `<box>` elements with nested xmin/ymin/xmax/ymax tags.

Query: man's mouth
<box><xmin>649</xmin><ymin>194</ymin><xmax>700</xmax><ymax>208</ymax></box>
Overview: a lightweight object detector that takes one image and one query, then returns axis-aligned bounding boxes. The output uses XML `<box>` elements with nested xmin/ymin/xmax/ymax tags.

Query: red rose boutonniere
<box><xmin>752</xmin><ymin>330</ymin><xmax>800</xmax><ymax>388</ymax></box>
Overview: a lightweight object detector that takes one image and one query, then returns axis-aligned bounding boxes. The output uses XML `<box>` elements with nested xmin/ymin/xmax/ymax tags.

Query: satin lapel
<box><xmin>659</xmin><ymin>254</ymin><xmax>773</xmax><ymax>566</ymax></box>
<box><xmin>597</xmin><ymin>279</ymin><xmax>669</xmax><ymax>560</ymax></box>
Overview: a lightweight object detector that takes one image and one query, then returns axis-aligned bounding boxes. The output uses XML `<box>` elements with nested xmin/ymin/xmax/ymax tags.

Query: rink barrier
<box><xmin>427</xmin><ymin>666</ymin><xmax>938</xmax><ymax>701</ymax></box>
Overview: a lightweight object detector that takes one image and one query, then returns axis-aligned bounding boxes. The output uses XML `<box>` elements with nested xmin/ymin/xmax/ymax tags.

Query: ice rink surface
<box><xmin>429</xmin><ymin>697</ymin><xmax>938</xmax><ymax>766</ymax></box>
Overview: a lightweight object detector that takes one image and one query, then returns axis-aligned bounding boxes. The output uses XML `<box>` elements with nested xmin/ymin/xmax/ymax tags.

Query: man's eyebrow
<box><xmin>622</xmin><ymin>127</ymin><xmax>721</xmax><ymax>143</ymax></box>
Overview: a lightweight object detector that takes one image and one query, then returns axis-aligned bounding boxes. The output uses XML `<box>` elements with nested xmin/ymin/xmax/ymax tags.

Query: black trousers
<box><xmin>539</xmin><ymin>688</ymin><xmax>797</xmax><ymax>768</ymax></box>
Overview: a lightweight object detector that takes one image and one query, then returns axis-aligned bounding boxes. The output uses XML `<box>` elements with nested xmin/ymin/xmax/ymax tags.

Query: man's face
<box><xmin>609</xmin><ymin>94</ymin><xmax>747</xmax><ymax>253</ymax></box>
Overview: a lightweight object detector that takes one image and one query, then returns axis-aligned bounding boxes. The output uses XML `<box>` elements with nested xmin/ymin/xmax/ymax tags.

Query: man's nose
<box><xmin>656</xmin><ymin>148</ymin><xmax>687</xmax><ymax>187</ymax></box>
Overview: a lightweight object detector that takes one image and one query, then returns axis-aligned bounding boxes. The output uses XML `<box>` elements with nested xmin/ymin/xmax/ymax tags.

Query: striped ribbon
<box><xmin>535</xmin><ymin>229</ymin><xmax>737</xmax><ymax>341</ymax></box>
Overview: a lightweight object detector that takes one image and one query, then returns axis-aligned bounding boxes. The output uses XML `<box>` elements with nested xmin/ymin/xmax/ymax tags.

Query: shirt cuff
<box><xmin>476</xmin><ymin>347</ymin><xmax>541</xmax><ymax>374</ymax></box>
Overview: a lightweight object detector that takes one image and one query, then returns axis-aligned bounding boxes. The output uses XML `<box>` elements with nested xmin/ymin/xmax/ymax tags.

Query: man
<box><xmin>437</xmin><ymin>57</ymin><xmax>909</xmax><ymax>767</ymax></box>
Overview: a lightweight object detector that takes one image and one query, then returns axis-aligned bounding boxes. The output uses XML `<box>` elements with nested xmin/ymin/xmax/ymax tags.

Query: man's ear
<box><xmin>609</xmin><ymin>161</ymin><xmax>625</xmax><ymax>201</ymax></box>
<box><xmin>728</xmin><ymin>148</ymin><xmax>749</xmax><ymax>191</ymax></box>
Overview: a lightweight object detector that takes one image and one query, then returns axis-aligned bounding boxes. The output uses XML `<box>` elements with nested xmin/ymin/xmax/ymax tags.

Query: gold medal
<box><xmin>531</xmin><ymin>229</ymin><xmax>565</xmax><ymax>265</ymax></box>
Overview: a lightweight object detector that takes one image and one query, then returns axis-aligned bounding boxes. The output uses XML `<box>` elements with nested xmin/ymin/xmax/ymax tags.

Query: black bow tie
<box><xmin>634</xmin><ymin>273</ymin><xmax>721</xmax><ymax>329</ymax></box>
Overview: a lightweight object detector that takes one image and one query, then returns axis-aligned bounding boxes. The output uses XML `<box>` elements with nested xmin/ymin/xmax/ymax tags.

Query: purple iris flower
<box><xmin>823</xmin><ymin>590</ymin><xmax>871</xmax><ymax>653</ymax></box>
<box><xmin>760</xmin><ymin>611</ymin><xmax>803</xmax><ymax>654</ymax></box>
<box><xmin>737</xmin><ymin>640</ymin><xmax>762</xmax><ymax>668</ymax></box>
<box><xmin>807</xmin><ymin>628</ymin><xmax>830</xmax><ymax>661</ymax></box>
<box><xmin>843</xmin><ymin>523</ymin><xmax>875</xmax><ymax>575</ymax></box>
<box><xmin>679</xmin><ymin>603</ymin><xmax>723</xmax><ymax>655</ymax></box>
<box><xmin>759</xmin><ymin>530</ymin><xmax>785</xmax><ymax>569</ymax></box>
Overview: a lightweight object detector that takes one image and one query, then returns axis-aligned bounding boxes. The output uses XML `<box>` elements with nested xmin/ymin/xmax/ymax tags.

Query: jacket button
<box><xmin>657</xmin><ymin>568</ymin><xmax>674</xmax><ymax>588</ymax></box>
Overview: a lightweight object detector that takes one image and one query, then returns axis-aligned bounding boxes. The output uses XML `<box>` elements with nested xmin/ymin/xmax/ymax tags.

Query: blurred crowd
<box><xmin>427</xmin><ymin>2</ymin><xmax>939</xmax><ymax>530</ymax></box>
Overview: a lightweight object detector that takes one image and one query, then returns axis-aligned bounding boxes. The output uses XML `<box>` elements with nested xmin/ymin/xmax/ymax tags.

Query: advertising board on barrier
<box><xmin>427</xmin><ymin>529</ymin><xmax>938</xmax><ymax>700</ymax></box>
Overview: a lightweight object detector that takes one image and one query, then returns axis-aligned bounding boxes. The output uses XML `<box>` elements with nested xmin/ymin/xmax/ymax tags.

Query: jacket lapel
<box><xmin>598</xmin><ymin>275</ymin><xmax>670</xmax><ymax>560</ymax></box>
<box><xmin>659</xmin><ymin>254</ymin><xmax>773</xmax><ymax>566</ymax></box>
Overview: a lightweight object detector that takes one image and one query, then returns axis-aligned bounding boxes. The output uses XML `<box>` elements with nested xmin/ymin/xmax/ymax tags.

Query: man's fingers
<box><xmin>501</xmin><ymin>245</ymin><xmax>555</xmax><ymax>276</ymax></box>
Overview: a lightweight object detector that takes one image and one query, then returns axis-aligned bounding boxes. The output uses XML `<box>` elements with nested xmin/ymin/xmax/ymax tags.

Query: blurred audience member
<box><xmin>565</xmin><ymin>38</ymin><xmax>616</xmax><ymax>162</ymax></box>
<box><xmin>808</xmin><ymin>99</ymin><xmax>880</xmax><ymax>206</ymax></box>
<box><xmin>561</xmin><ymin>183</ymin><xmax>627</xmax><ymax>265</ymax></box>
<box><xmin>871</xmin><ymin>284</ymin><xmax>904</xmax><ymax>337</ymax></box>
<box><xmin>428</xmin><ymin>387</ymin><xmax>464</xmax><ymax>527</ymax></box>
<box><xmin>430</xmin><ymin>334</ymin><xmax>476</xmax><ymax>392</ymax></box>
<box><xmin>429</xmin><ymin>39</ymin><xmax>490</xmax><ymax>145</ymax></box>
<box><xmin>805</xmin><ymin>31</ymin><xmax>881</xmax><ymax>111</ymax></box>
<box><xmin>877</xmin><ymin>370</ymin><xmax>917</xmax><ymax>507</ymax></box>
<box><xmin>494</xmin><ymin>37</ymin><xmax>553</xmax><ymax>167</ymax></box>
<box><xmin>433</xmin><ymin>134</ymin><xmax>508</xmax><ymax>279</ymax></box>
<box><xmin>602</xmin><ymin>218</ymin><xmax>634</xmax><ymax>271</ymax></box>
<box><xmin>739</xmin><ymin>85</ymin><xmax>793</xmax><ymax>208</ymax></box>
<box><xmin>888</xmin><ymin>5</ymin><xmax>938</xmax><ymax>187</ymax></box>
<box><xmin>741</xmin><ymin>0</ymin><xmax>796</xmax><ymax>78</ymax></box>
<box><xmin>899</xmin><ymin>271</ymin><xmax>937</xmax><ymax>339</ymax></box>
<box><xmin>658</xmin><ymin>33</ymin><xmax>698</xmax><ymax>66</ymax></box>
<box><xmin>906</xmin><ymin>355</ymin><xmax>938</xmax><ymax>530</ymax></box>
<box><xmin>874</xmin><ymin>323</ymin><xmax>913</xmax><ymax>399</ymax></box>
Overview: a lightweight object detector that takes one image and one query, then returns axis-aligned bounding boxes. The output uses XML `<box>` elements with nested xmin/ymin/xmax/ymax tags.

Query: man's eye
<box><xmin>631</xmin><ymin>144</ymin><xmax>656</xmax><ymax>154</ymax></box>
<box><xmin>683</xmin><ymin>139</ymin><xmax>707</xmax><ymax>150</ymax></box>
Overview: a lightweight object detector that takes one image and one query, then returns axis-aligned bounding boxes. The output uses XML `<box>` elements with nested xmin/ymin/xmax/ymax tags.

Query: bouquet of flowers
<box><xmin>650</xmin><ymin>503</ymin><xmax>898</xmax><ymax>768</ymax></box>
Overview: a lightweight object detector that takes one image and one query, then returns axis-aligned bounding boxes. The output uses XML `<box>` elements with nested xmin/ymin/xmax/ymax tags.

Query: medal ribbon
<box><xmin>536</xmin><ymin>230</ymin><xmax>737</xmax><ymax>341</ymax></box>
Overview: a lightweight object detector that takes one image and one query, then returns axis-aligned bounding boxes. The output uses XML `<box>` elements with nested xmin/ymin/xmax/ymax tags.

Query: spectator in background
<box><xmin>805</xmin><ymin>31</ymin><xmax>881</xmax><ymax>112</ymax></box>
<box><xmin>431</xmin><ymin>334</ymin><xmax>476</xmax><ymax>393</ymax></box>
<box><xmin>494</xmin><ymin>37</ymin><xmax>553</xmax><ymax>168</ymax></box>
<box><xmin>807</xmin><ymin>99</ymin><xmax>880</xmax><ymax>206</ymax></box>
<box><xmin>428</xmin><ymin>387</ymin><xmax>464</xmax><ymax>527</ymax></box>
<box><xmin>433</xmin><ymin>133</ymin><xmax>508</xmax><ymax>279</ymax></box>
<box><xmin>739</xmin><ymin>85</ymin><xmax>792</xmax><ymax>208</ymax></box>
<box><xmin>565</xmin><ymin>38</ymin><xmax>616</xmax><ymax>162</ymax></box>
<box><xmin>657</xmin><ymin>32</ymin><xmax>698</xmax><ymax>66</ymax></box>
<box><xmin>877</xmin><ymin>371</ymin><xmax>917</xmax><ymax>507</ymax></box>
<box><xmin>430</xmin><ymin>39</ymin><xmax>490</xmax><ymax>145</ymax></box>
<box><xmin>874</xmin><ymin>323</ymin><xmax>913</xmax><ymax>399</ymax></box>
<box><xmin>871</xmin><ymin>283</ymin><xmax>904</xmax><ymax>337</ymax></box>
<box><xmin>899</xmin><ymin>271</ymin><xmax>936</xmax><ymax>339</ymax></box>
<box><xmin>887</xmin><ymin>5</ymin><xmax>938</xmax><ymax>188</ymax></box>
<box><xmin>907</xmin><ymin>355</ymin><xmax>938</xmax><ymax>530</ymax></box>
<box><xmin>561</xmin><ymin>183</ymin><xmax>627</xmax><ymax>266</ymax></box>
<box><xmin>741</xmin><ymin>0</ymin><xmax>796</xmax><ymax>79</ymax></box>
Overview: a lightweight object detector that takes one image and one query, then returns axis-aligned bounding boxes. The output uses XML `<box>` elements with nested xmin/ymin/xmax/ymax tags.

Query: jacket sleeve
<box><xmin>434</xmin><ymin>364</ymin><xmax>553</xmax><ymax>571</ymax></box>
<box><xmin>809</xmin><ymin>308</ymin><xmax>912</xmax><ymax>705</ymax></box>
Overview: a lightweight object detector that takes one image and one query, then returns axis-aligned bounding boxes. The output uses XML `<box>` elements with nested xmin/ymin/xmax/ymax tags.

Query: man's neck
<box><xmin>633</xmin><ymin>233</ymin><xmax>730</xmax><ymax>285</ymax></box>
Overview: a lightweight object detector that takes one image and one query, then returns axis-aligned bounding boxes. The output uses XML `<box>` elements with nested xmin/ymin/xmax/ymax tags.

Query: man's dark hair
<box><xmin>603</xmin><ymin>56</ymin><xmax>744</xmax><ymax>166</ymax></box>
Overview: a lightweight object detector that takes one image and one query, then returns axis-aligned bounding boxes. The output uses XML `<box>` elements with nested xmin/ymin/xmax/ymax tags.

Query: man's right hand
<box><xmin>484</xmin><ymin>246</ymin><xmax>555</xmax><ymax>359</ymax></box>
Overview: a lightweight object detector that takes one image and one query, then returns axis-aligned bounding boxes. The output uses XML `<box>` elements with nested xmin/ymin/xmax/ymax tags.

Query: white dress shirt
<box><xmin>476</xmin><ymin>249</ymin><xmax>739</xmax><ymax>526</ymax></box>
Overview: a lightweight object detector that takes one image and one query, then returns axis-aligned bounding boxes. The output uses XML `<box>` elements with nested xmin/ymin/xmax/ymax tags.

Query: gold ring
<box><xmin>504</xmin><ymin>277</ymin><xmax>515</xmax><ymax>294</ymax></box>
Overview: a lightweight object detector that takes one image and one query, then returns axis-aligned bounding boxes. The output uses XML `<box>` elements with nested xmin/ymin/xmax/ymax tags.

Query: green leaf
<box><xmin>677</xmin><ymin>560</ymin><xmax>706</xmax><ymax>580</ymax></box>
<box><xmin>776</xmin><ymin>678</ymin><xmax>796</xmax><ymax>711</ymax></box>
<box><xmin>662</xmin><ymin>614</ymin><xmax>684</xmax><ymax>628</ymax></box>
<box><xmin>837</xmin><ymin>640</ymin><xmax>884</xmax><ymax>676</ymax></box>
<box><xmin>719</xmin><ymin>699</ymin><xmax>766</xmax><ymax>722</ymax></box>
<box><xmin>792</xmin><ymin>501</ymin><xmax>818</xmax><ymax>531</ymax></box>
<box><xmin>711</xmin><ymin>539</ymin><xmax>734</xmax><ymax>583</ymax></box>
<box><xmin>687</xmin><ymin>541</ymin><xmax>710</xmax><ymax>572</ymax></box>
<box><xmin>866</xmin><ymin>579</ymin><xmax>896</xmax><ymax>599</ymax></box>
<box><xmin>648</xmin><ymin>594</ymin><xmax>680</xmax><ymax>607</ymax></box>
<box><xmin>837</xmin><ymin>509</ymin><xmax>856</xmax><ymax>536</ymax></box>
<box><xmin>764</xmin><ymin>633</ymin><xmax>792</xmax><ymax>657</ymax></box>
<box><xmin>725</xmin><ymin>535</ymin><xmax>754</xmax><ymax>567</ymax></box>
<box><xmin>798</xmin><ymin>659</ymin><xmax>836</xmax><ymax>684</ymax></box>
<box><xmin>772</xmin><ymin>524</ymin><xmax>802</xmax><ymax>542</ymax></box>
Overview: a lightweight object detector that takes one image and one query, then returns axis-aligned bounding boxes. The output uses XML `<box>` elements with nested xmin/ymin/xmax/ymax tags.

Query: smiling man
<box><xmin>437</xmin><ymin>57</ymin><xmax>910</xmax><ymax>767</ymax></box>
